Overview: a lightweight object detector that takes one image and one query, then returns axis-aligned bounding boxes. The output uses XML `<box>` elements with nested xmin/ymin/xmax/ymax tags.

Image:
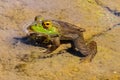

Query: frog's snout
<box><xmin>24</xmin><ymin>25</ymin><xmax>33</xmax><ymax>34</ymax></box>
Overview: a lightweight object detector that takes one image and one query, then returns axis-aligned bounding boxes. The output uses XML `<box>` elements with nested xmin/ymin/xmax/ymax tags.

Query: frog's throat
<box><xmin>31</xmin><ymin>24</ymin><xmax>59</xmax><ymax>35</ymax></box>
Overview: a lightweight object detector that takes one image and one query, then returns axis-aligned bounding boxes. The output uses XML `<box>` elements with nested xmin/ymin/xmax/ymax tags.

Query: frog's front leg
<box><xmin>46</xmin><ymin>36</ymin><xmax>60</xmax><ymax>53</ymax></box>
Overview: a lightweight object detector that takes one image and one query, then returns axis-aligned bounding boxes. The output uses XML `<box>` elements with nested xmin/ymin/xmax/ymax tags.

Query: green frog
<box><xmin>25</xmin><ymin>15</ymin><xmax>97</xmax><ymax>62</ymax></box>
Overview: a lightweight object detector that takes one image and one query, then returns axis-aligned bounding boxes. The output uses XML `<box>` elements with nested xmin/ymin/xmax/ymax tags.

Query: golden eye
<box><xmin>42</xmin><ymin>21</ymin><xmax>52</xmax><ymax>29</ymax></box>
<box><xmin>46</xmin><ymin>23</ymin><xmax>50</xmax><ymax>25</ymax></box>
<box><xmin>45</xmin><ymin>22</ymin><xmax>51</xmax><ymax>26</ymax></box>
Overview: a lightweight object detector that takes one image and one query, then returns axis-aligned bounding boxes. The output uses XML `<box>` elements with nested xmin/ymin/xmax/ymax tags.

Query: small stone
<box><xmin>113</xmin><ymin>71</ymin><xmax>117</xmax><ymax>74</ymax></box>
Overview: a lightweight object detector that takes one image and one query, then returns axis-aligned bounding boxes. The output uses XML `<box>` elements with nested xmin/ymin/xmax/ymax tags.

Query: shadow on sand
<box><xmin>13</xmin><ymin>36</ymin><xmax>85</xmax><ymax>58</ymax></box>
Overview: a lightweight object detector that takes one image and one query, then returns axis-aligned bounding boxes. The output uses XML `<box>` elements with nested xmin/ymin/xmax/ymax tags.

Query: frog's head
<box><xmin>25</xmin><ymin>16</ymin><xmax>59</xmax><ymax>36</ymax></box>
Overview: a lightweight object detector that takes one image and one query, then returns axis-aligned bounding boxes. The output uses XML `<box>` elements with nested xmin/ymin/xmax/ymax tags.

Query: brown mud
<box><xmin>0</xmin><ymin>0</ymin><xmax>120</xmax><ymax>80</ymax></box>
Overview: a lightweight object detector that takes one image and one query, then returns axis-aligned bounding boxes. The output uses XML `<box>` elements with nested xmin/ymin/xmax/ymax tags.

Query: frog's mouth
<box><xmin>24</xmin><ymin>25</ymin><xmax>36</xmax><ymax>35</ymax></box>
<box><xmin>24</xmin><ymin>25</ymin><xmax>46</xmax><ymax>37</ymax></box>
<box><xmin>24</xmin><ymin>25</ymin><xmax>33</xmax><ymax>34</ymax></box>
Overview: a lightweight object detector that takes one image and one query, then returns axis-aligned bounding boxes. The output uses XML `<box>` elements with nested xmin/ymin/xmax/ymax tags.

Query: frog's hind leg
<box><xmin>80</xmin><ymin>41</ymin><xmax>97</xmax><ymax>62</ymax></box>
<box><xmin>73</xmin><ymin>36</ymin><xmax>97</xmax><ymax>62</ymax></box>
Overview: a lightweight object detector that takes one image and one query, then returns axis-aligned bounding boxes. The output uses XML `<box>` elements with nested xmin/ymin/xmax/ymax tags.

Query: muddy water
<box><xmin>0</xmin><ymin>0</ymin><xmax>120</xmax><ymax>80</ymax></box>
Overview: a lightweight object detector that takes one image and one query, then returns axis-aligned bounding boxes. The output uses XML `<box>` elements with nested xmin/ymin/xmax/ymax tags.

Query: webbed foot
<box><xmin>80</xmin><ymin>41</ymin><xmax>97</xmax><ymax>63</ymax></box>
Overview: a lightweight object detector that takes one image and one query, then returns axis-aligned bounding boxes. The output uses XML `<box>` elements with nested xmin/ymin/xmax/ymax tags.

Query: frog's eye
<box><xmin>42</xmin><ymin>21</ymin><xmax>52</xmax><ymax>29</ymax></box>
<box><xmin>44</xmin><ymin>22</ymin><xmax>51</xmax><ymax>26</ymax></box>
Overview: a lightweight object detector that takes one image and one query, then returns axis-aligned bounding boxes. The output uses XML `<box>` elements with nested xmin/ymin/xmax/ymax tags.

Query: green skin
<box><xmin>30</xmin><ymin>23</ymin><xmax>59</xmax><ymax>35</ymax></box>
<box><xmin>26</xmin><ymin>16</ymin><xmax>97</xmax><ymax>62</ymax></box>
<box><xmin>28</xmin><ymin>20</ymin><xmax>60</xmax><ymax>43</ymax></box>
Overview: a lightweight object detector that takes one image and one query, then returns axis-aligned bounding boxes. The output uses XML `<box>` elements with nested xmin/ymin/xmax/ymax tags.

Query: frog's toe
<box><xmin>87</xmin><ymin>41</ymin><xmax>97</xmax><ymax>52</ymax></box>
<box><xmin>43</xmin><ymin>49</ymin><xmax>52</xmax><ymax>54</ymax></box>
<box><xmin>87</xmin><ymin>41</ymin><xmax>97</xmax><ymax>61</ymax></box>
<box><xmin>79</xmin><ymin>55</ymin><xmax>92</xmax><ymax>63</ymax></box>
<box><xmin>79</xmin><ymin>54</ymin><xmax>96</xmax><ymax>63</ymax></box>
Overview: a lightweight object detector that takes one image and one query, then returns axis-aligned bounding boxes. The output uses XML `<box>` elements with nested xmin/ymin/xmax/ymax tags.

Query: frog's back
<box><xmin>52</xmin><ymin>20</ymin><xmax>85</xmax><ymax>34</ymax></box>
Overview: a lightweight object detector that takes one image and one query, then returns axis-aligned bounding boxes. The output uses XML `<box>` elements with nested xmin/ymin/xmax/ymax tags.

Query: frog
<box><xmin>25</xmin><ymin>15</ymin><xmax>97</xmax><ymax>62</ymax></box>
